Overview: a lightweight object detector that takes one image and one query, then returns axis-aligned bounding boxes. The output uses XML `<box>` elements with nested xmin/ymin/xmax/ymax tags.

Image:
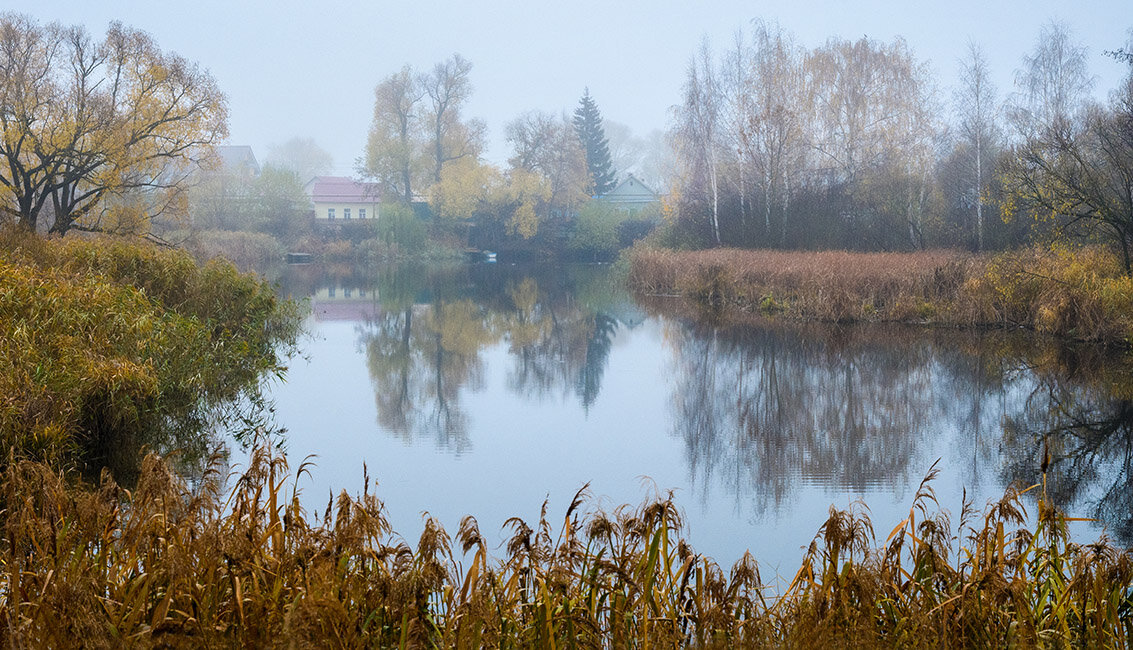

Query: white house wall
<box><xmin>313</xmin><ymin>202</ymin><xmax>380</xmax><ymax>221</ymax></box>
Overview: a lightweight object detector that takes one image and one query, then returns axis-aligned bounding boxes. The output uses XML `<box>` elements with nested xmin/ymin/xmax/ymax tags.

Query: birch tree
<box><xmin>954</xmin><ymin>42</ymin><xmax>1000</xmax><ymax>251</ymax></box>
<box><xmin>742</xmin><ymin>20</ymin><xmax>807</xmax><ymax>245</ymax></box>
<box><xmin>1011</xmin><ymin>20</ymin><xmax>1094</xmax><ymax>136</ymax></box>
<box><xmin>804</xmin><ymin>36</ymin><xmax>938</xmax><ymax>247</ymax></box>
<box><xmin>673</xmin><ymin>40</ymin><xmax>723</xmax><ymax>246</ymax></box>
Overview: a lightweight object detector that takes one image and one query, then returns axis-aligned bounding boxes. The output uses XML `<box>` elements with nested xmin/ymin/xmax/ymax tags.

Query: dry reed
<box><xmin>1</xmin><ymin>444</ymin><xmax>1130</xmax><ymax>648</ymax></box>
<box><xmin>627</xmin><ymin>246</ymin><xmax>1133</xmax><ymax>343</ymax></box>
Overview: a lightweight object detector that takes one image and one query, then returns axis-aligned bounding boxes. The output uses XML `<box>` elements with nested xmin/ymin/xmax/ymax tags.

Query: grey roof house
<box><xmin>598</xmin><ymin>174</ymin><xmax>659</xmax><ymax>212</ymax></box>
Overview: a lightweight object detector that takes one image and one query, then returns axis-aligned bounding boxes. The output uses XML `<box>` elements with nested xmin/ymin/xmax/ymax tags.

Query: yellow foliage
<box><xmin>431</xmin><ymin>157</ymin><xmax>501</xmax><ymax>221</ymax></box>
<box><xmin>0</xmin><ymin>14</ymin><xmax>227</xmax><ymax>235</ymax></box>
<box><xmin>0</xmin><ymin>227</ymin><xmax>301</xmax><ymax>470</ymax></box>
<box><xmin>503</xmin><ymin>169</ymin><xmax>550</xmax><ymax>239</ymax></box>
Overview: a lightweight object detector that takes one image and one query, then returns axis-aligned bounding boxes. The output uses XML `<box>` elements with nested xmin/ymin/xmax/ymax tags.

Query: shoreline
<box><xmin>627</xmin><ymin>245</ymin><xmax>1133</xmax><ymax>346</ymax></box>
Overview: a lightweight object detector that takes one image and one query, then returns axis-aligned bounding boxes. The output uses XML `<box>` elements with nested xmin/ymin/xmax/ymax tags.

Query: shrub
<box><xmin>0</xmin><ymin>227</ymin><xmax>302</xmax><ymax>477</ymax></box>
<box><xmin>187</xmin><ymin>229</ymin><xmax>285</xmax><ymax>268</ymax></box>
<box><xmin>376</xmin><ymin>201</ymin><xmax>428</xmax><ymax>255</ymax></box>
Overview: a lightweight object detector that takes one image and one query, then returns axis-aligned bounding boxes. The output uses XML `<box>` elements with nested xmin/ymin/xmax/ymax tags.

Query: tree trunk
<box><xmin>975</xmin><ymin>137</ymin><xmax>984</xmax><ymax>252</ymax></box>
<box><xmin>709</xmin><ymin>152</ymin><xmax>721</xmax><ymax>246</ymax></box>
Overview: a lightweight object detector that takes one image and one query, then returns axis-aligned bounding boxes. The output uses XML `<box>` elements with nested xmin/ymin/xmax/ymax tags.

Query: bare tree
<box><xmin>1010</xmin><ymin>20</ymin><xmax>1094</xmax><ymax>136</ymax></box>
<box><xmin>421</xmin><ymin>54</ymin><xmax>484</xmax><ymax>185</ymax></box>
<box><xmin>804</xmin><ymin>36</ymin><xmax>939</xmax><ymax>247</ymax></box>
<box><xmin>266</xmin><ymin>136</ymin><xmax>333</xmax><ymax>185</ymax></box>
<box><xmin>954</xmin><ymin>42</ymin><xmax>1001</xmax><ymax>251</ymax></box>
<box><xmin>505</xmin><ymin>110</ymin><xmax>559</xmax><ymax>172</ymax></box>
<box><xmin>673</xmin><ymin>39</ymin><xmax>723</xmax><ymax>246</ymax></box>
<box><xmin>743</xmin><ymin>20</ymin><xmax>807</xmax><ymax>245</ymax></box>
<box><xmin>505</xmin><ymin>110</ymin><xmax>587</xmax><ymax>211</ymax></box>
<box><xmin>603</xmin><ymin>119</ymin><xmax>648</xmax><ymax>182</ymax></box>
<box><xmin>719</xmin><ymin>30</ymin><xmax>754</xmax><ymax>236</ymax></box>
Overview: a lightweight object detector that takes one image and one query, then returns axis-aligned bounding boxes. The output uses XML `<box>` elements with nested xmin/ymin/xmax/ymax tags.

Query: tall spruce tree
<box><xmin>573</xmin><ymin>89</ymin><xmax>618</xmax><ymax>195</ymax></box>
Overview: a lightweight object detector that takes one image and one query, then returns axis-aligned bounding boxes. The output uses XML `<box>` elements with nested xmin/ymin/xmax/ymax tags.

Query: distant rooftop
<box><xmin>600</xmin><ymin>173</ymin><xmax>658</xmax><ymax>204</ymax></box>
<box><xmin>215</xmin><ymin>145</ymin><xmax>260</xmax><ymax>176</ymax></box>
<box><xmin>305</xmin><ymin>176</ymin><xmax>380</xmax><ymax>203</ymax></box>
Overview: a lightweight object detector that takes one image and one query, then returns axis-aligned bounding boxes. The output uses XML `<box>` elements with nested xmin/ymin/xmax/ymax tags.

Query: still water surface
<box><xmin>264</xmin><ymin>262</ymin><xmax>1133</xmax><ymax>578</ymax></box>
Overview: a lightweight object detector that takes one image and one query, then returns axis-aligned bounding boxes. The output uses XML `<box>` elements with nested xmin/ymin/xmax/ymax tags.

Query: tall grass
<box><xmin>1</xmin><ymin>444</ymin><xmax>1130</xmax><ymax>647</ymax></box>
<box><xmin>627</xmin><ymin>246</ymin><xmax>1133</xmax><ymax>344</ymax></box>
<box><xmin>185</xmin><ymin>229</ymin><xmax>286</xmax><ymax>268</ymax></box>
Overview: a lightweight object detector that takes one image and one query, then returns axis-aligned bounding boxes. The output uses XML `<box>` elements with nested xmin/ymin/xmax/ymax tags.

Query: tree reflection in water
<box><xmin>994</xmin><ymin>347</ymin><xmax>1133</xmax><ymax>543</ymax></box>
<box><xmin>666</xmin><ymin>318</ymin><xmax>938</xmax><ymax>517</ymax></box>
<box><xmin>357</xmin><ymin>264</ymin><xmax>633</xmax><ymax>450</ymax></box>
<box><xmin>655</xmin><ymin>300</ymin><xmax>1133</xmax><ymax>545</ymax></box>
<box><xmin>322</xmin><ymin>262</ymin><xmax>1133</xmax><ymax>547</ymax></box>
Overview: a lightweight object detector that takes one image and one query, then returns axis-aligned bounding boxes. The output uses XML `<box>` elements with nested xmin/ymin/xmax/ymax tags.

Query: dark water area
<box><xmin>261</xmin><ymin>261</ymin><xmax>1133</xmax><ymax>578</ymax></box>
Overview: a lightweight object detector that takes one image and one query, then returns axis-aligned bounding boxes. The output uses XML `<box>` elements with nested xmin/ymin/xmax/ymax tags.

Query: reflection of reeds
<box><xmin>4</xmin><ymin>443</ymin><xmax>1131</xmax><ymax>646</ymax></box>
<box><xmin>628</xmin><ymin>246</ymin><xmax>1133</xmax><ymax>343</ymax></box>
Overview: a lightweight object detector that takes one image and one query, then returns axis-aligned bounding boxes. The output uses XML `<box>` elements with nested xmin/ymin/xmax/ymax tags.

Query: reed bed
<box><xmin>627</xmin><ymin>247</ymin><xmax>969</xmax><ymax>323</ymax></box>
<box><xmin>1</xmin><ymin>444</ymin><xmax>1130</xmax><ymax>648</ymax></box>
<box><xmin>627</xmin><ymin>246</ymin><xmax>1133</xmax><ymax>343</ymax></box>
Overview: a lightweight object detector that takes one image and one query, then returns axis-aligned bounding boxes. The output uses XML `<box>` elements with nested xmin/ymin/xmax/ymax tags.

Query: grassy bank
<box><xmin>179</xmin><ymin>228</ymin><xmax>465</xmax><ymax>270</ymax></box>
<box><xmin>0</xmin><ymin>228</ymin><xmax>302</xmax><ymax>476</ymax></box>
<box><xmin>2</xmin><ymin>444</ymin><xmax>1130</xmax><ymax>647</ymax></box>
<box><xmin>627</xmin><ymin>246</ymin><xmax>1133</xmax><ymax>344</ymax></box>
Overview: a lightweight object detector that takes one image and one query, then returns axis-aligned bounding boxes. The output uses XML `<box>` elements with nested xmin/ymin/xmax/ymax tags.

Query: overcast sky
<box><xmin>17</xmin><ymin>0</ymin><xmax>1132</xmax><ymax>175</ymax></box>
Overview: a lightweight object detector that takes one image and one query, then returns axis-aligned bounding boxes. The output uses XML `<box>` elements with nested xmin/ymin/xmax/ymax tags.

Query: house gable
<box><xmin>597</xmin><ymin>174</ymin><xmax>659</xmax><ymax>212</ymax></box>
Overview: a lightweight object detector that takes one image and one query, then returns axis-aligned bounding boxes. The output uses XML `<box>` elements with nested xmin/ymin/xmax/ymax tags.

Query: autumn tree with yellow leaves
<box><xmin>1001</xmin><ymin>24</ymin><xmax>1133</xmax><ymax>272</ymax></box>
<box><xmin>0</xmin><ymin>13</ymin><xmax>227</xmax><ymax>237</ymax></box>
<box><xmin>430</xmin><ymin>157</ymin><xmax>552</xmax><ymax>243</ymax></box>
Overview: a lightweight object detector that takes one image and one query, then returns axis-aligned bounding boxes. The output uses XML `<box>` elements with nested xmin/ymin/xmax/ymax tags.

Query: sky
<box><xmin>13</xmin><ymin>0</ymin><xmax>1132</xmax><ymax>175</ymax></box>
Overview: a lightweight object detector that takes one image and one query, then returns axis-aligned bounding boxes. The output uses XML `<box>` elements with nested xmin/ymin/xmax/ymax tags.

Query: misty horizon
<box><xmin>22</xmin><ymin>0</ymin><xmax>1130</xmax><ymax>176</ymax></box>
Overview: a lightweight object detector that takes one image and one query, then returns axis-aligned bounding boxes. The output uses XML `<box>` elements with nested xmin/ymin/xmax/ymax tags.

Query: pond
<box><xmin>262</xmin><ymin>262</ymin><xmax>1133</xmax><ymax>579</ymax></box>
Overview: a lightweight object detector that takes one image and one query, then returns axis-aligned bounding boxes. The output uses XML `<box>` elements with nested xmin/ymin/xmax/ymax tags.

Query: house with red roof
<box><xmin>304</xmin><ymin>176</ymin><xmax>380</xmax><ymax>223</ymax></box>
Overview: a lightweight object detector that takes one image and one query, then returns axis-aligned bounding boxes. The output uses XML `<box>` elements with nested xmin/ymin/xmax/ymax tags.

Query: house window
<box><xmin>327</xmin><ymin>208</ymin><xmax>335</xmax><ymax>220</ymax></box>
<box><xmin>344</xmin><ymin>208</ymin><xmax>351</xmax><ymax>219</ymax></box>
<box><xmin>344</xmin><ymin>288</ymin><xmax>352</xmax><ymax>298</ymax></box>
<box><xmin>328</xmin><ymin>287</ymin><xmax>335</xmax><ymax>298</ymax></box>
<box><xmin>359</xmin><ymin>208</ymin><xmax>367</xmax><ymax>219</ymax></box>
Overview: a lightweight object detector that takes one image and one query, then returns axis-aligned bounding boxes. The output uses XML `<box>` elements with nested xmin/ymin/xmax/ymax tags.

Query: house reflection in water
<box><xmin>310</xmin><ymin>284</ymin><xmax>381</xmax><ymax>321</ymax></box>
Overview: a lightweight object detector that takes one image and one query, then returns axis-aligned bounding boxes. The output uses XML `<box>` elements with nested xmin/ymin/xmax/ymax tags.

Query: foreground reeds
<box><xmin>2</xmin><ymin>443</ymin><xmax>1130</xmax><ymax>648</ymax></box>
<box><xmin>627</xmin><ymin>245</ymin><xmax>1133</xmax><ymax>344</ymax></box>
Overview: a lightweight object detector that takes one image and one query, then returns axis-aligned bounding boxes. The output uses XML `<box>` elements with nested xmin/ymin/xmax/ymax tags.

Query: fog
<box><xmin>24</xmin><ymin>0</ymin><xmax>1131</xmax><ymax>173</ymax></box>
